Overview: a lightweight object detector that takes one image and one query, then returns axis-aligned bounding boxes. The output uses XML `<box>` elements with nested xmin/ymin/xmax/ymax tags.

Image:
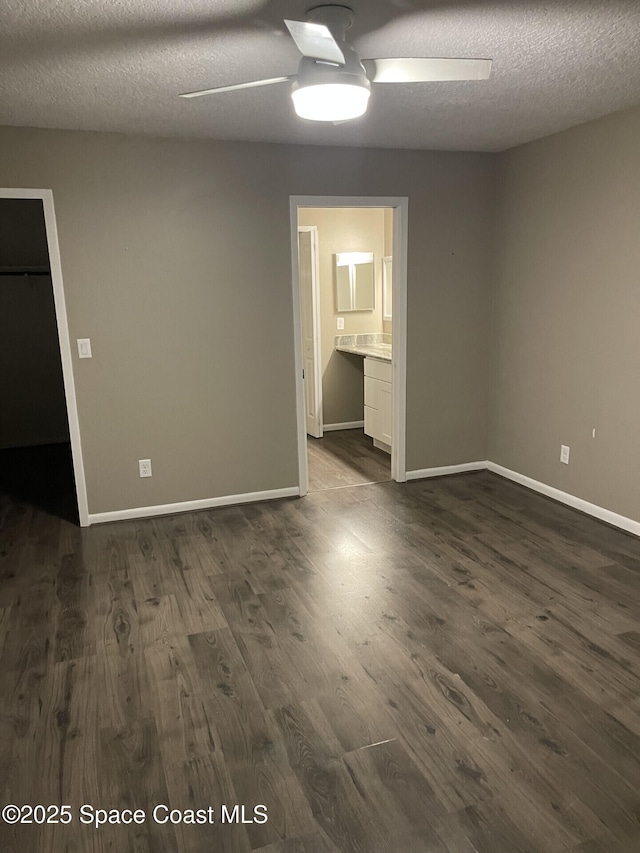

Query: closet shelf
<box><xmin>0</xmin><ymin>266</ymin><xmax>51</xmax><ymax>276</ymax></box>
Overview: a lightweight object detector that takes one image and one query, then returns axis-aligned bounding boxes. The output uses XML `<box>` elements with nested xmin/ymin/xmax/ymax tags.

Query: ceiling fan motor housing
<box><xmin>291</xmin><ymin>6</ymin><xmax>369</xmax><ymax>120</ymax></box>
<box><xmin>292</xmin><ymin>53</ymin><xmax>371</xmax><ymax>94</ymax></box>
<box><xmin>293</xmin><ymin>5</ymin><xmax>370</xmax><ymax>95</ymax></box>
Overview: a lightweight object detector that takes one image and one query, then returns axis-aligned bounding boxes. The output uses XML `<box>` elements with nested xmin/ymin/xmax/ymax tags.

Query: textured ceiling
<box><xmin>1</xmin><ymin>1</ymin><xmax>639</xmax><ymax>152</ymax></box>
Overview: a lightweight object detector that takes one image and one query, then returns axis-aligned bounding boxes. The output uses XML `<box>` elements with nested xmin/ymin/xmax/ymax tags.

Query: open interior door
<box><xmin>298</xmin><ymin>226</ymin><xmax>322</xmax><ymax>438</ymax></box>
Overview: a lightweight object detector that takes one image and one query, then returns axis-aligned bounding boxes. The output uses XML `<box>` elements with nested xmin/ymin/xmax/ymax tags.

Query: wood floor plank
<box><xmin>145</xmin><ymin>633</ymin><xmax>224</xmax><ymax>764</ymax></box>
<box><xmin>0</xmin><ymin>599</ymin><xmax>55</xmax><ymax>723</ymax></box>
<box><xmin>188</xmin><ymin>628</ymin><xmax>317</xmax><ymax>848</ymax></box>
<box><xmin>162</xmin><ymin>753</ymin><xmax>252</xmax><ymax>853</ymax></box>
<box><xmin>0</xmin><ymin>654</ymin><xmax>101</xmax><ymax>852</ymax></box>
<box><xmin>271</xmin><ymin>701</ymin><xmax>402</xmax><ymax>853</ymax></box>
<box><xmin>262</xmin><ymin>498</ymin><xmax>375</xmax><ymax>571</ymax></box>
<box><xmin>198</xmin><ymin>502</ymin><xmax>318</xmax><ymax>595</ymax></box>
<box><xmin>99</xmin><ymin>720</ymin><xmax>176</xmax><ymax>852</ymax></box>
<box><xmin>136</xmin><ymin>592</ymin><xmax>186</xmax><ymax>644</ymax></box>
<box><xmin>253</xmin><ymin>833</ymin><xmax>340</xmax><ymax>853</ymax></box>
<box><xmin>138</xmin><ymin>535</ymin><xmax>228</xmax><ymax>635</ymax></box>
<box><xmin>313</xmin><ymin>670</ymin><xmax>398</xmax><ymax>754</ymax></box>
<box><xmin>96</xmin><ymin>639</ymin><xmax>153</xmax><ymax>729</ymax></box>
<box><xmin>43</xmin><ymin>656</ymin><xmax>102</xmax><ymax>853</ymax></box>
<box><xmin>53</xmin><ymin>548</ymin><xmax>95</xmax><ymax>662</ymax></box>
<box><xmin>0</xmin><ymin>604</ymin><xmax>11</xmax><ymax>659</ymax></box>
<box><xmin>307</xmin><ymin>429</ymin><xmax>391</xmax><ymax>492</ymax></box>
<box><xmin>438</xmin><ymin>802</ymin><xmax>547</xmax><ymax>853</ymax></box>
<box><xmin>207</xmin><ymin>577</ymin><xmax>299</xmax><ymax>709</ymax></box>
<box><xmin>341</xmin><ymin>738</ymin><xmax>450</xmax><ymax>849</ymax></box>
<box><xmin>129</xmin><ymin>549</ymin><xmax>180</xmax><ymax>603</ymax></box>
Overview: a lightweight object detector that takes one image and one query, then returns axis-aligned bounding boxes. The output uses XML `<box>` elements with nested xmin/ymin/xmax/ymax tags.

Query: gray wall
<box><xmin>491</xmin><ymin>106</ymin><xmax>640</xmax><ymax>521</ymax></box>
<box><xmin>0</xmin><ymin>125</ymin><xmax>494</xmax><ymax>514</ymax></box>
<box><xmin>298</xmin><ymin>207</ymin><xmax>386</xmax><ymax>426</ymax></box>
<box><xmin>0</xmin><ymin>199</ymin><xmax>69</xmax><ymax>448</ymax></box>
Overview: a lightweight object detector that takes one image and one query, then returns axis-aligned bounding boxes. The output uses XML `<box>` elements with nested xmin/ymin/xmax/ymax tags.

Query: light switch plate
<box><xmin>337</xmin><ymin>317</ymin><xmax>345</xmax><ymax>330</ymax></box>
<box><xmin>560</xmin><ymin>445</ymin><xmax>570</xmax><ymax>464</ymax></box>
<box><xmin>77</xmin><ymin>338</ymin><xmax>92</xmax><ymax>359</ymax></box>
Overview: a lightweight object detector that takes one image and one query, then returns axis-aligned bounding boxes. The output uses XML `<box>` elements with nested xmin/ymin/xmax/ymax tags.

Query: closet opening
<box><xmin>0</xmin><ymin>190</ymin><xmax>88</xmax><ymax>525</ymax></box>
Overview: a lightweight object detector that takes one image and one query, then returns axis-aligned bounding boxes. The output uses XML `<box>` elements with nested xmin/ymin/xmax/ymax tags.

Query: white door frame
<box><xmin>298</xmin><ymin>225</ymin><xmax>323</xmax><ymax>438</ymax></box>
<box><xmin>290</xmin><ymin>195</ymin><xmax>408</xmax><ymax>496</ymax></box>
<box><xmin>1</xmin><ymin>188</ymin><xmax>89</xmax><ymax>526</ymax></box>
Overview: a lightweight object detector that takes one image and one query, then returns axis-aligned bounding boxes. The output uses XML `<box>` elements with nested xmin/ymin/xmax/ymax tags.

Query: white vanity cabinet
<box><xmin>364</xmin><ymin>357</ymin><xmax>392</xmax><ymax>452</ymax></box>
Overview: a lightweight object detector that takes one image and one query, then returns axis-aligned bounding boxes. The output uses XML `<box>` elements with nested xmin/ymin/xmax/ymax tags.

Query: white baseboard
<box><xmin>487</xmin><ymin>463</ymin><xmax>640</xmax><ymax>537</ymax></box>
<box><xmin>322</xmin><ymin>420</ymin><xmax>365</xmax><ymax>432</ymax></box>
<box><xmin>88</xmin><ymin>486</ymin><xmax>299</xmax><ymax>525</ymax></box>
<box><xmin>87</xmin><ymin>462</ymin><xmax>640</xmax><ymax>538</ymax></box>
<box><xmin>406</xmin><ymin>461</ymin><xmax>488</xmax><ymax>481</ymax></box>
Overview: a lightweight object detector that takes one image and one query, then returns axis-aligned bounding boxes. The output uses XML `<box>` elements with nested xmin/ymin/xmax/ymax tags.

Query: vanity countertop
<box><xmin>334</xmin><ymin>333</ymin><xmax>392</xmax><ymax>362</ymax></box>
<box><xmin>335</xmin><ymin>342</ymin><xmax>392</xmax><ymax>361</ymax></box>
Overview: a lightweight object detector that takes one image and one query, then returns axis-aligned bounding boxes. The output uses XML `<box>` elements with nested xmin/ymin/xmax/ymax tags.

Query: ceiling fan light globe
<box><xmin>291</xmin><ymin>83</ymin><xmax>370</xmax><ymax>122</ymax></box>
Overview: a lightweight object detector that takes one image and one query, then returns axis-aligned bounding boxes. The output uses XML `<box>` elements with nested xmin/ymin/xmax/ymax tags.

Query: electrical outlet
<box><xmin>337</xmin><ymin>317</ymin><xmax>345</xmax><ymax>330</ymax></box>
<box><xmin>560</xmin><ymin>445</ymin><xmax>570</xmax><ymax>465</ymax></box>
<box><xmin>139</xmin><ymin>458</ymin><xmax>152</xmax><ymax>478</ymax></box>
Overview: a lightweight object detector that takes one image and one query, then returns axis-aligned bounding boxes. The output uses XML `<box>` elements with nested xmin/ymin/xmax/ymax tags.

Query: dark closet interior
<box><xmin>0</xmin><ymin>198</ymin><xmax>77</xmax><ymax>524</ymax></box>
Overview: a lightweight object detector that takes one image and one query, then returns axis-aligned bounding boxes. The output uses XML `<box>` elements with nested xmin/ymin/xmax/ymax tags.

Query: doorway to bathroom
<box><xmin>290</xmin><ymin>196</ymin><xmax>408</xmax><ymax>496</ymax></box>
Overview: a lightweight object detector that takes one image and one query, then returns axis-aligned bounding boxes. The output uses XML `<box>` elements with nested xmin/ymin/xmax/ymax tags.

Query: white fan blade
<box><xmin>363</xmin><ymin>57</ymin><xmax>492</xmax><ymax>83</ymax></box>
<box><xmin>284</xmin><ymin>19</ymin><xmax>345</xmax><ymax>65</ymax></box>
<box><xmin>180</xmin><ymin>76</ymin><xmax>294</xmax><ymax>98</ymax></box>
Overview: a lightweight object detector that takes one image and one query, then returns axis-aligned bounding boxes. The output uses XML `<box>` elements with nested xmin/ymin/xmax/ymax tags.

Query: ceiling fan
<box><xmin>180</xmin><ymin>4</ymin><xmax>492</xmax><ymax>123</ymax></box>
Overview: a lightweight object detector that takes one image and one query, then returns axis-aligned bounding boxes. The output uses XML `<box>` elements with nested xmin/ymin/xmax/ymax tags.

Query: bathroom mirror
<box><xmin>334</xmin><ymin>252</ymin><xmax>374</xmax><ymax>312</ymax></box>
<box><xmin>382</xmin><ymin>256</ymin><xmax>392</xmax><ymax>320</ymax></box>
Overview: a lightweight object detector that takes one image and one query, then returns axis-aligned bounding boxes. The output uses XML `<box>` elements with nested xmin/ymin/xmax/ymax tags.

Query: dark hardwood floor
<box><xmin>307</xmin><ymin>429</ymin><xmax>390</xmax><ymax>491</ymax></box>
<box><xmin>0</xmin><ymin>471</ymin><xmax>639</xmax><ymax>852</ymax></box>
